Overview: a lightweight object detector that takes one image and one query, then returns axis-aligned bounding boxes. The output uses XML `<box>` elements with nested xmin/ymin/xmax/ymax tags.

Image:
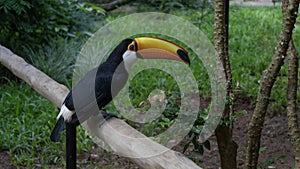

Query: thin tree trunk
<box><xmin>245</xmin><ymin>0</ymin><xmax>300</xmax><ymax>168</ymax></box>
<box><xmin>286</xmin><ymin>39</ymin><xmax>300</xmax><ymax>168</ymax></box>
<box><xmin>214</xmin><ymin>0</ymin><xmax>237</xmax><ymax>168</ymax></box>
<box><xmin>283</xmin><ymin>0</ymin><xmax>300</xmax><ymax>167</ymax></box>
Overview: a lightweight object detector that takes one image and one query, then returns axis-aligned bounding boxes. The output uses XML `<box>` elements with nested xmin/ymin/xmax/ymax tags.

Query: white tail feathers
<box><xmin>57</xmin><ymin>104</ymin><xmax>74</xmax><ymax>122</ymax></box>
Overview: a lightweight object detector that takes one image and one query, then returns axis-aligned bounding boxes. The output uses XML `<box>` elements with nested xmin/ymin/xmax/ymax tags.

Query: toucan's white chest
<box><xmin>122</xmin><ymin>51</ymin><xmax>137</xmax><ymax>72</ymax></box>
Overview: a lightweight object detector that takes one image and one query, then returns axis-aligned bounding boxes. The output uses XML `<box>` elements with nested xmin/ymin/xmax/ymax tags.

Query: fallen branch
<box><xmin>96</xmin><ymin>0</ymin><xmax>133</xmax><ymax>11</ymax></box>
<box><xmin>0</xmin><ymin>45</ymin><xmax>202</xmax><ymax>169</ymax></box>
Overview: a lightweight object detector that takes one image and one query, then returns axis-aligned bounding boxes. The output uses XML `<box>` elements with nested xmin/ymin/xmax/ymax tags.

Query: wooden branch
<box><xmin>96</xmin><ymin>0</ymin><xmax>133</xmax><ymax>11</ymax></box>
<box><xmin>0</xmin><ymin>45</ymin><xmax>202</xmax><ymax>169</ymax></box>
<box><xmin>245</xmin><ymin>0</ymin><xmax>300</xmax><ymax>168</ymax></box>
<box><xmin>83</xmin><ymin>116</ymin><xmax>202</xmax><ymax>169</ymax></box>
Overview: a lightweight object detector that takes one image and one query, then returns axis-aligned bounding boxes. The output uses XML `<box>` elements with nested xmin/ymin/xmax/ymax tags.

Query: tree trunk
<box><xmin>214</xmin><ymin>0</ymin><xmax>237</xmax><ymax>168</ymax></box>
<box><xmin>245</xmin><ymin>0</ymin><xmax>300</xmax><ymax>168</ymax></box>
<box><xmin>286</xmin><ymin>38</ymin><xmax>300</xmax><ymax>169</ymax></box>
<box><xmin>284</xmin><ymin>1</ymin><xmax>300</xmax><ymax>168</ymax></box>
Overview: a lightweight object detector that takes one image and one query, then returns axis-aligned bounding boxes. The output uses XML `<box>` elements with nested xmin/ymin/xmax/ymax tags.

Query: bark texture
<box><xmin>0</xmin><ymin>45</ymin><xmax>202</xmax><ymax>169</ymax></box>
<box><xmin>286</xmin><ymin>39</ymin><xmax>300</xmax><ymax>169</ymax></box>
<box><xmin>245</xmin><ymin>0</ymin><xmax>300</xmax><ymax>168</ymax></box>
<box><xmin>214</xmin><ymin>0</ymin><xmax>237</xmax><ymax>168</ymax></box>
<box><xmin>284</xmin><ymin>1</ymin><xmax>300</xmax><ymax>168</ymax></box>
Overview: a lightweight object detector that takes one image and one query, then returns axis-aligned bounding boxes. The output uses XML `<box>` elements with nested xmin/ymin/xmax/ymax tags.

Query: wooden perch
<box><xmin>0</xmin><ymin>45</ymin><xmax>202</xmax><ymax>169</ymax></box>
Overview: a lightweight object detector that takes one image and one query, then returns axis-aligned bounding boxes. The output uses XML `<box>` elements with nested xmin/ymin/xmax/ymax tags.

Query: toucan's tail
<box><xmin>50</xmin><ymin>117</ymin><xmax>65</xmax><ymax>142</ymax></box>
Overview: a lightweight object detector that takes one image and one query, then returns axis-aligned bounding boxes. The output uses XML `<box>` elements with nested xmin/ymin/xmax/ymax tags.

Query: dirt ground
<box><xmin>200</xmin><ymin>99</ymin><xmax>295</xmax><ymax>169</ymax></box>
<box><xmin>0</xmin><ymin>151</ymin><xmax>16</xmax><ymax>169</ymax></box>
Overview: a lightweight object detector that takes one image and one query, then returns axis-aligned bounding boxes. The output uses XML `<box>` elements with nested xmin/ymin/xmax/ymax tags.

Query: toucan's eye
<box><xmin>129</xmin><ymin>44</ymin><xmax>135</xmax><ymax>51</ymax></box>
<box><xmin>128</xmin><ymin>42</ymin><xmax>136</xmax><ymax>51</ymax></box>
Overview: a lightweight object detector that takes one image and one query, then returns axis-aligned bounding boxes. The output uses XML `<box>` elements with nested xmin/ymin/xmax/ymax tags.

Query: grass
<box><xmin>0</xmin><ymin>81</ymin><xmax>61</xmax><ymax>167</ymax></box>
<box><xmin>0</xmin><ymin>5</ymin><xmax>300</xmax><ymax>168</ymax></box>
<box><xmin>23</xmin><ymin>38</ymin><xmax>83</xmax><ymax>86</ymax></box>
<box><xmin>228</xmin><ymin>7</ymin><xmax>300</xmax><ymax>112</ymax></box>
<box><xmin>0</xmin><ymin>80</ymin><xmax>96</xmax><ymax>168</ymax></box>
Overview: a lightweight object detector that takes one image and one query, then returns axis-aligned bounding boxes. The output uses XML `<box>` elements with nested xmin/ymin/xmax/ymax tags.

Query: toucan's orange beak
<box><xmin>133</xmin><ymin>37</ymin><xmax>190</xmax><ymax>65</ymax></box>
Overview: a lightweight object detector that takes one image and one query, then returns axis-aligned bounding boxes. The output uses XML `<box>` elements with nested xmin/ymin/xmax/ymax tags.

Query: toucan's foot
<box><xmin>67</xmin><ymin>110</ymin><xmax>117</xmax><ymax>127</ymax></box>
<box><xmin>98</xmin><ymin>110</ymin><xmax>118</xmax><ymax>127</ymax></box>
<box><xmin>101</xmin><ymin>110</ymin><xmax>118</xmax><ymax>120</ymax></box>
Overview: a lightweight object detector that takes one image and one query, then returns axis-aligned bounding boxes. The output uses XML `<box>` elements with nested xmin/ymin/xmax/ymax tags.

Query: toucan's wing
<box><xmin>50</xmin><ymin>65</ymin><xmax>114</xmax><ymax>141</ymax></box>
<box><xmin>64</xmin><ymin>66</ymin><xmax>111</xmax><ymax>122</ymax></box>
<box><xmin>63</xmin><ymin>66</ymin><xmax>100</xmax><ymax>111</ymax></box>
<box><xmin>63</xmin><ymin>63</ymin><xmax>128</xmax><ymax>123</ymax></box>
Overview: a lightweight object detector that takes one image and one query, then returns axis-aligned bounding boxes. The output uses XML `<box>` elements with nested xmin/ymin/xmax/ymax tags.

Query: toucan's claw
<box><xmin>66</xmin><ymin>111</ymin><xmax>117</xmax><ymax>126</ymax></box>
<box><xmin>97</xmin><ymin>110</ymin><xmax>118</xmax><ymax>127</ymax></box>
<box><xmin>102</xmin><ymin>113</ymin><xmax>118</xmax><ymax>120</ymax></box>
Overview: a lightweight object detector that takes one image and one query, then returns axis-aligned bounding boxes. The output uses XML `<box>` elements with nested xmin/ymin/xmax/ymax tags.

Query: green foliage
<box><xmin>23</xmin><ymin>38</ymin><xmax>84</xmax><ymax>86</ymax></box>
<box><xmin>230</xmin><ymin>7</ymin><xmax>282</xmax><ymax>96</ymax></box>
<box><xmin>182</xmin><ymin>105</ymin><xmax>211</xmax><ymax>156</ymax></box>
<box><xmin>0</xmin><ymin>0</ymin><xmax>31</xmax><ymax>15</ymax></box>
<box><xmin>0</xmin><ymin>0</ymin><xmax>105</xmax><ymax>53</ymax></box>
<box><xmin>0</xmin><ymin>0</ymin><xmax>106</xmax><ymax>82</ymax></box>
<box><xmin>229</xmin><ymin>6</ymin><xmax>300</xmax><ymax>113</ymax></box>
<box><xmin>219</xmin><ymin>109</ymin><xmax>248</xmax><ymax>126</ymax></box>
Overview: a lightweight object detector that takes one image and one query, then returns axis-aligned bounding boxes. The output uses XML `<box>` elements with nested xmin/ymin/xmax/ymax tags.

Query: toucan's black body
<box><xmin>50</xmin><ymin>39</ymin><xmax>132</xmax><ymax>142</ymax></box>
<box><xmin>50</xmin><ymin>37</ymin><xmax>191</xmax><ymax>143</ymax></box>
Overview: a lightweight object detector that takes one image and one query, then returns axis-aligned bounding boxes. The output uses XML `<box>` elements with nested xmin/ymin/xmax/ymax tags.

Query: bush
<box><xmin>0</xmin><ymin>0</ymin><xmax>106</xmax><ymax>81</ymax></box>
<box><xmin>23</xmin><ymin>38</ymin><xmax>84</xmax><ymax>86</ymax></box>
<box><xmin>0</xmin><ymin>0</ymin><xmax>105</xmax><ymax>52</ymax></box>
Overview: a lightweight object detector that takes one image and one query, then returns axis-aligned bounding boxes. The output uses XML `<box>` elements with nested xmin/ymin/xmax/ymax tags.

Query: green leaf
<box><xmin>203</xmin><ymin>140</ymin><xmax>211</xmax><ymax>150</ymax></box>
<box><xmin>85</xmin><ymin>2</ymin><xmax>106</xmax><ymax>14</ymax></box>
<box><xmin>183</xmin><ymin>142</ymin><xmax>190</xmax><ymax>153</ymax></box>
<box><xmin>35</xmin><ymin>29</ymin><xmax>42</xmax><ymax>33</ymax></box>
<box><xmin>195</xmin><ymin>145</ymin><xmax>204</xmax><ymax>155</ymax></box>
<box><xmin>259</xmin><ymin>146</ymin><xmax>267</xmax><ymax>154</ymax></box>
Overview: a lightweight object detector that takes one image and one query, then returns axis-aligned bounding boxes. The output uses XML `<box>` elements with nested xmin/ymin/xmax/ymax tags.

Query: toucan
<box><xmin>50</xmin><ymin>37</ymin><xmax>190</xmax><ymax>142</ymax></box>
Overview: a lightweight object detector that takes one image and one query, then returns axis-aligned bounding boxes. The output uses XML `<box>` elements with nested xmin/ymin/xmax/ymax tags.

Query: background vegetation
<box><xmin>0</xmin><ymin>0</ymin><xmax>299</xmax><ymax>168</ymax></box>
